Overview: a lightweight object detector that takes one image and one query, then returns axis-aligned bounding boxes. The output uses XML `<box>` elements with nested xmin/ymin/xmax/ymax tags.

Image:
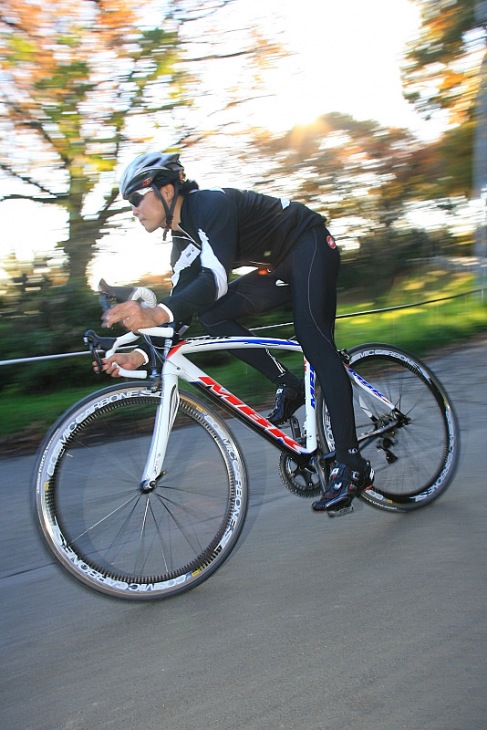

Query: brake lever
<box><xmin>99</xmin><ymin>291</ymin><xmax>115</xmax><ymax>313</ymax></box>
<box><xmin>84</xmin><ymin>329</ymin><xmax>116</xmax><ymax>375</ymax></box>
<box><xmin>85</xmin><ymin>333</ymin><xmax>104</xmax><ymax>374</ymax></box>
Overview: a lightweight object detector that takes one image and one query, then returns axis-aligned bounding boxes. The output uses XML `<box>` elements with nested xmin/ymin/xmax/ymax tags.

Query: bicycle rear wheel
<box><xmin>318</xmin><ymin>344</ymin><xmax>459</xmax><ymax>512</ymax></box>
<box><xmin>34</xmin><ymin>383</ymin><xmax>248</xmax><ymax>600</ymax></box>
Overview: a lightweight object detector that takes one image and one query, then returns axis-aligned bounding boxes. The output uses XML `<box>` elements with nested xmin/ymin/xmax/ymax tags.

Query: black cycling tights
<box><xmin>199</xmin><ymin>227</ymin><xmax>359</xmax><ymax>462</ymax></box>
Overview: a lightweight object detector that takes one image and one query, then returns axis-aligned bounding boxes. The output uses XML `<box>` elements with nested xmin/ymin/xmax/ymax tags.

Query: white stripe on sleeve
<box><xmin>198</xmin><ymin>228</ymin><xmax>228</xmax><ymax>299</ymax></box>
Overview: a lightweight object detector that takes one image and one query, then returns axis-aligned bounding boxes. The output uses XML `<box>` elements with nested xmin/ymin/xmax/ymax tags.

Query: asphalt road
<box><xmin>1</xmin><ymin>336</ymin><xmax>486</xmax><ymax>730</ymax></box>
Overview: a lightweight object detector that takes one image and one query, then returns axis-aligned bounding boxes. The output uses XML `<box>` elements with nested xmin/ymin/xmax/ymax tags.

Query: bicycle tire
<box><xmin>33</xmin><ymin>382</ymin><xmax>248</xmax><ymax>600</ymax></box>
<box><xmin>317</xmin><ymin>343</ymin><xmax>460</xmax><ymax>512</ymax></box>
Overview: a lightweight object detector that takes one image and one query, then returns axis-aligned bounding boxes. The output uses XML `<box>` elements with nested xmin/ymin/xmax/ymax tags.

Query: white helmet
<box><xmin>119</xmin><ymin>152</ymin><xmax>184</xmax><ymax>199</ymax></box>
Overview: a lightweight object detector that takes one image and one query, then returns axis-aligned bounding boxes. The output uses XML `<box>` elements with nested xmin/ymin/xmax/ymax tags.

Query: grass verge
<box><xmin>1</xmin><ymin>274</ymin><xmax>486</xmax><ymax>456</ymax></box>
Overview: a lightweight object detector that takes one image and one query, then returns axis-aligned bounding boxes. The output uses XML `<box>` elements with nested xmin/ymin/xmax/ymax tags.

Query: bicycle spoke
<box><xmin>68</xmin><ymin>492</ymin><xmax>141</xmax><ymax>545</ymax></box>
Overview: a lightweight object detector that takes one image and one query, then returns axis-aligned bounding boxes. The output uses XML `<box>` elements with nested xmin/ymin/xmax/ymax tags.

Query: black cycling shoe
<box><xmin>267</xmin><ymin>380</ymin><xmax>305</xmax><ymax>426</ymax></box>
<box><xmin>311</xmin><ymin>461</ymin><xmax>374</xmax><ymax>514</ymax></box>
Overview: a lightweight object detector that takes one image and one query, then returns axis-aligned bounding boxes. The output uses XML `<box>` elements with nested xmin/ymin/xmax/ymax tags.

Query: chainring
<box><xmin>278</xmin><ymin>453</ymin><xmax>322</xmax><ymax>498</ymax></box>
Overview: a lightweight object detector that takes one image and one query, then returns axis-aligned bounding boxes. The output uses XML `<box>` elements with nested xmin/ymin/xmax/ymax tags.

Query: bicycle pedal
<box><xmin>327</xmin><ymin>503</ymin><xmax>354</xmax><ymax>518</ymax></box>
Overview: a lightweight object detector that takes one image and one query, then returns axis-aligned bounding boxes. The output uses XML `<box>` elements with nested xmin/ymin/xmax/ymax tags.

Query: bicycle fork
<box><xmin>139</xmin><ymin>372</ymin><xmax>180</xmax><ymax>492</ymax></box>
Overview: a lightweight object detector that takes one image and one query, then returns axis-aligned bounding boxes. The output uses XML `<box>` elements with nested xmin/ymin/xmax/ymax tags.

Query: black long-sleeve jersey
<box><xmin>159</xmin><ymin>187</ymin><xmax>326</xmax><ymax>323</ymax></box>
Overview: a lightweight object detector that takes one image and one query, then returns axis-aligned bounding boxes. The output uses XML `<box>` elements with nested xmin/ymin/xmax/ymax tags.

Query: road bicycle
<box><xmin>33</xmin><ymin>284</ymin><xmax>460</xmax><ymax>601</ymax></box>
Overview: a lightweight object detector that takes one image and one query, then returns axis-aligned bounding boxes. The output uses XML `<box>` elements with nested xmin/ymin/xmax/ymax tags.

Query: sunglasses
<box><xmin>128</xmin><ymin>187</ymin><xmax>153</xmax><ymax>207</ymax></box>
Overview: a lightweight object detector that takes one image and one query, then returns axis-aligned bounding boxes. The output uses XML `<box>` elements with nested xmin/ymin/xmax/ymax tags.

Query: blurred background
<box><xmin>0</xmin><ymin>0</ymin><xmax>486</xmax><ymax>450</ymax></box>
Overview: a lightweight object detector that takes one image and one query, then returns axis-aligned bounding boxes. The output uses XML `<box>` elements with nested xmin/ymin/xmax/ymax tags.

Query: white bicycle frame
<box><xmin>104</xmin><ymin>326</ymin><xmax>398</xmax><ymax>491</ymax></box>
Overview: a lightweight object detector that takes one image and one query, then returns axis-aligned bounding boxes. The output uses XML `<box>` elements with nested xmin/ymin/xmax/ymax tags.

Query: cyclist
<box><xmin>99</xmin><ymin>151</ymin><xmax>374</xmax><ymax>512</ymax></box>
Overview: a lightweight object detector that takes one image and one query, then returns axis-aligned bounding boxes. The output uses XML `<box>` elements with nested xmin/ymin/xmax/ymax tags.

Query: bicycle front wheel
<box><xmin>318</xmin><ymin>344</ymin><xmax>459</xmax><ymax>512</ymax></box>
<box><xmin>34</xmin><ymin>383</ymin><xmax>248</xmax><ymax>600</ymax></box>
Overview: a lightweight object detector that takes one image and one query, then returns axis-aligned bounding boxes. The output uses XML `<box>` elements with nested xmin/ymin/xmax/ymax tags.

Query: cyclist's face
<box><xmin>131</xmin><ymin>185</ymin><xmax>171</xmax><ymax>233</ymax></box>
